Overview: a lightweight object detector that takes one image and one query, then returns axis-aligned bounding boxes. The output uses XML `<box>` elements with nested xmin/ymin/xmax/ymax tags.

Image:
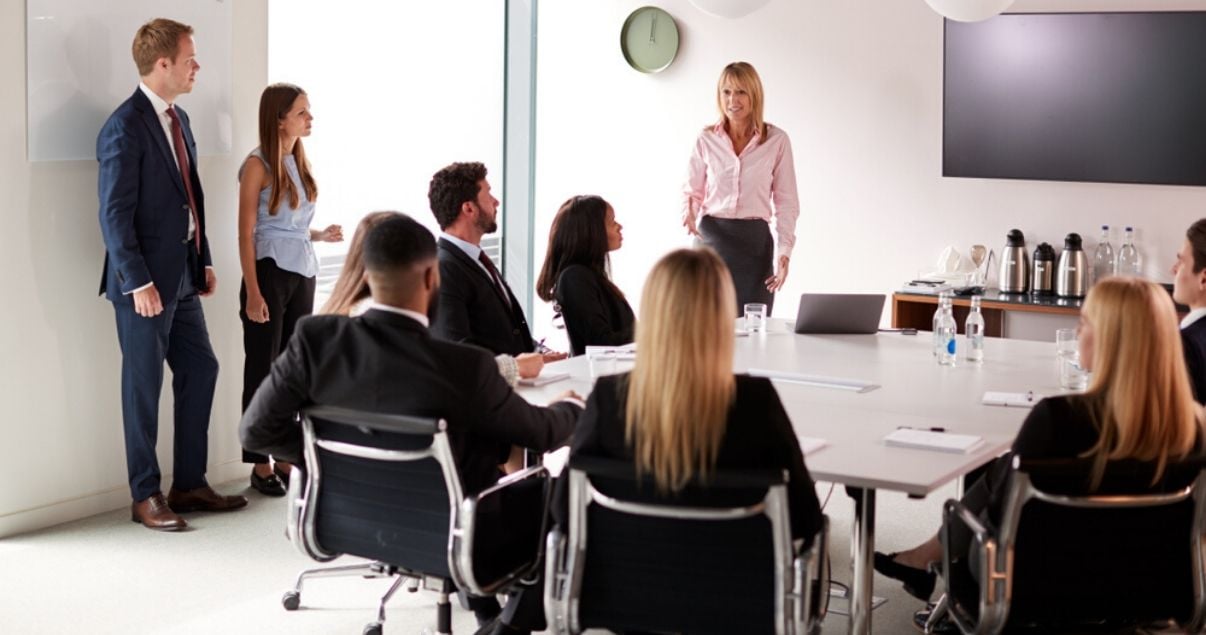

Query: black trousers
<box><xmin>240</xmin><ymin>258</ymin><xmax>316</xmax><ymax>463</ymax></box>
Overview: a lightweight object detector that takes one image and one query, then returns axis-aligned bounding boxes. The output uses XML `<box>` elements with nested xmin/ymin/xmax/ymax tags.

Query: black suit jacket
<box><xmin>433</xmin><ymin>238</ymin><xmax>535</xmax><ymax>356</ymax></box>
<box><xmin>1183</xmin><ymin>319</ymin><xmax>1206</xmax><ymax>403</ymax></box>
<box><xmin>554</xmin><ymin>264</ymin><xmax>635</xmax><ymax>356</ymax></box>
<box><xmin>239</xmin><ymin>308</ymin><xmax>580</xmax><ymax>495</ymax></box>
<box><xmin>97</xmin><ymin>88</ymin><xmax>211</xmax><ymax>302</ymax></box>
<box><xmin>554</xmin><ymin>373</ymin><xmax>823</xmax><ymax>545</ymax></box>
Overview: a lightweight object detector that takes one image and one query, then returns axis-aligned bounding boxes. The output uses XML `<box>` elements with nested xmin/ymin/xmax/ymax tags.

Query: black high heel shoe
<box><xmin>873</xmin><ymin>551</ymin><xmax>936</xmax><ymax>601</ymax></box>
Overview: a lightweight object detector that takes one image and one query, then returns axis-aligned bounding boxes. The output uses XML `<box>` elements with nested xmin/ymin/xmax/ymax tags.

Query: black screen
<box><xmin>943</xmin><ymin>12</ymin><xmax>1206</xmax><ymax>187</ymax></box>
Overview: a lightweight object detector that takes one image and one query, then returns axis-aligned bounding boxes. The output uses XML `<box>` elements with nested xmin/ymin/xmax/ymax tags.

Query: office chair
<box><xmin>544</xmin><ymin>455</ymin><xmax>829</xmax><ymax>634</ymax></box>
<box><xmin>925</xmin><ymin>454</ymin><xmax>1206</xmax><ymax>634</ymax></box>
<box><xmin>281</xmin><ymin>406</ymin><xmax>551</xmax><ymax>635</ymax></box>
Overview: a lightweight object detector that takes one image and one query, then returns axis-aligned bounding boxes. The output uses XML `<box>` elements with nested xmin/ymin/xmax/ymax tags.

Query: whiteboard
<box><xmin>26</xmin><ymin>0</ymin><xmax>232</xmax><ymax>162</ymax></box>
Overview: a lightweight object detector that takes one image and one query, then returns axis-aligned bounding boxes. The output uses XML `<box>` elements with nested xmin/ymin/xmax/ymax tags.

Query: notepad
<box><xmin>797</xmin><ymin>436</ymin><xmax>829</xmax><ymax>456</ymax></box>
<box><xmin>748</xmin><ymin>368</ymin><xmax>880</xmax><ymax>393</ymax></box>
<box><xmin>883</xmin><ymin>428</ymin><xmax>982</xmax><ymax>454</ymax></box>
<box><xmin>981</xmin><ymin>391</ymin><xmax>1042</xmax><ymax>408</ymax></box>
<box><xmin>584</xmin><ymin>345</ymin><xmax>637</xmax><ymax>361</ymax></box>
<box><xmin>518</xmin><ymin>372</ymin><xmax>570</xmax><ymax>387</ymax></box>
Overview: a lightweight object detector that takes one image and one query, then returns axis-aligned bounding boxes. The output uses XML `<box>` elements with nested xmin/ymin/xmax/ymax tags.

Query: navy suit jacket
<box><xmin>432</xmin><ymin>238</ymin><xmax>535</xmax><ymax>356</ymax></box>
<box><xmin>97</xmin><ymin>87</ymin><xmax>212</xmax><ymax>303</ymax></box>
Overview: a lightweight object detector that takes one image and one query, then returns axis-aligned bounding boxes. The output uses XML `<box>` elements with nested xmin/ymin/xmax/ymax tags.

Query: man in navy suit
<box><xmin>1172</xmin><ymin>218</ymin><xmax>1206</xmax><ymax>402</ymax></box>
<box><xmin>98</xmin><ymin>18</ymin><xmax>245</xmax><ymax>531</ymax></box>
<box><xmin>427</xmin><ymin>162</ymin><xmax>566</xmax><ymax>361</ymax></box>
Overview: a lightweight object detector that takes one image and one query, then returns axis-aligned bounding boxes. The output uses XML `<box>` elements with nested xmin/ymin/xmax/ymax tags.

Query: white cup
<box><xmin>588</xmin><ymin>350</ymin><xmax>618</xmax><ymax>379</ymax></box>
<box><xmin>744</xmin><ymin>303</ymin><xmax>768</xmax><ymax>333</ymax></box>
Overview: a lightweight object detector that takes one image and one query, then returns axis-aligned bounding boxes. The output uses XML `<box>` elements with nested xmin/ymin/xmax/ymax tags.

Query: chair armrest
<box><xmin>455</xmin><ymin>465</ymin><xmax>553</xmax><ymax>595</ymax></box>
<box><xmin>543</xmin><ymin>528</ymin><xmax>570</xmax><ymax>634</ymax></box>
<box><xmin>940</xmin><ymin>498</ymin><xmax>1010</xmax><ymax>635</ymax></box>
<box><xmin>285</xmin><ymin>466</ymin><xmax>305</xmax><ymax>548</ymax></box>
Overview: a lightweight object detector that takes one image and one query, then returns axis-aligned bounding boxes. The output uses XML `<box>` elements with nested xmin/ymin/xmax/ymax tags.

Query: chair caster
<box><xmin>363</xmin><ymin>622</ymin><xmax>383</xmax><ymax>635</ymax></box>
<box><xmin>281</xmin><ymin>590</ymin><xmax>301</xmax><ymax>611</ymax></box>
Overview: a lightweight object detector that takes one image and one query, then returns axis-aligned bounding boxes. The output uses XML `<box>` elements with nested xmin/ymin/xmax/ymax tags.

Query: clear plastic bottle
<box><xmin>938</xmin><ymin>297</ymin><xmax>957</xmax><ymax>367</ymax></box>
<box><xmin>932</xmin><ymin>292</ymin><xmax>952</xmax><ymax>357</ymax></box>
<box><xmin>964</xmin><ymin>296</ymin><xmax>984</xmax><ymax>365</ymax></box>
<box><xmin>1116</xmin><ymin>226</ymin><xmax>1141</xmax><ymax>276</ymax></box>
<box><xmin>1092</xmin><ymin>225</ymin><xmax>1114</xmax><ymax>285</ymax></box>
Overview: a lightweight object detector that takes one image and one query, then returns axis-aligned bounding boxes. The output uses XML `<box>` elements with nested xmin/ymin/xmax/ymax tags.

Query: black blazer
<box><xmin>1183</xmin><ymin>318</ymin><xmax>1206</xmax><ymax>403</ymax></box>
<box><xmin>432</xmin><ymin>238</ymin><xmax>535</xmax><ymax>357</ymax></box>
<box><xmin>239</xmin><ymin>308</ymin><xmax>580</xmax><ymax>496</ymax></box>
<box><xmin>554</xmin><ymin>264</ymin><xmax>635</xmax><ymax>356</ymax></box>
<box><xmin>97</xmin><ymin>88</ymin><xmax>212</xmax><ymax>302</ymax></box>
<box><xmin>553</xmin><ymin>373</ymin><xmax>823</xmax><ymax>545</ymax></box>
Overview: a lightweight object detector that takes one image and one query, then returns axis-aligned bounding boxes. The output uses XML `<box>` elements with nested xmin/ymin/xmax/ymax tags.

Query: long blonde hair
<box><xmin>319</xmin><ymin>211</ymin><xmax>403</xmax><ymax>315</ymax></box>
<box><xmin>1080</xmin><ymin>277</ymin><xmax>1201</xmax><ymax>487</ymax></box>
<box><xmin>625</xmin><ymin>248</ymin><xmax>737</xmax><ymax>492</ymax></box>
<box><xmin>716</xmin><ymin>62</ymin><xmax>767</xmax><ymax>142</ymax></box>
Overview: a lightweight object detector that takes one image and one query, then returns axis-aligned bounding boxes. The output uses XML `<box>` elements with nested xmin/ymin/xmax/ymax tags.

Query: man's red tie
<box><xmin>166</xmin><ymin>106</ymin><xmax>202</xmax><ymax>255</ymax></box>
<box><xmin>478</xmin><ymin>251</ymin><xmax>511</xmax><ymax>307</ymax></box>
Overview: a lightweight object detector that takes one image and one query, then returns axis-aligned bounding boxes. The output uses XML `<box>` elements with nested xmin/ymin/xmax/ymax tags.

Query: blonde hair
<box><xmin>319</xmin><ymin>211</ymin><xmax>403</xmax><ymax>315</ymax></box>
<box><xmin>625</xmin><ymin>248</ymin><xmax>737</xmax><ymax>492</ymax></box>
<box><xmin>715</xmin><ymin>61</ymin><xmax>767</xmax><ymax>142</ymax></box>
<box><xmin>132</xmin><ymin>18</ymin><xmax>193</xmax><ymax>77</ymax></box>
<box><xmin>1080</xmin><ymin>277</ymin><xmax>1201</xmax><ymax>487</ymax></box>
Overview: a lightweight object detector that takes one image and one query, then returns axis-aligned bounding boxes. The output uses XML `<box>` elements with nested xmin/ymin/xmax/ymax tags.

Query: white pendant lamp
<box><xmin>924</xmin><ymin>0</ymin><xmax>1014</xmax><ymax>22</ymax></box>
<box><xmin>688</xmin><ymin>0</ymin><xmax>772</xmax><ymax>19</ymax></box>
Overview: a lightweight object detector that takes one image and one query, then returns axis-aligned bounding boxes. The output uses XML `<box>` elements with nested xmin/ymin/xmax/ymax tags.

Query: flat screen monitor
<box><xmin>943</xmin><ymin>12</ymin><xmax>1206</xmax><ymax>187</ymax></box>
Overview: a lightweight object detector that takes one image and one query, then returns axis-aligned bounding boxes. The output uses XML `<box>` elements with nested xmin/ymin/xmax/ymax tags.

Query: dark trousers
<box><xmin>240</xmin><ymin>258</ymin><xmax>316</xmax><ymax>463</ymax></box>
<box><xmin>113</xmin><ymin>255</ymin><xmax>218</xmax><ymax>501</ymax></box>
<box><xmin>696</xmin><ymin>215</ymin><xmax>775</xmax><ymax>314</ymax></box>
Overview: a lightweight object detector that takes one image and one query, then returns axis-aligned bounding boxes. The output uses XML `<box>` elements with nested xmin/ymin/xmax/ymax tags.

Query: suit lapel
<box><xmin>439</xmin><ymin>239</ymin><xmax>515</xmax><ymax>309</ymax></box>
<box><xmin>131</xmin><ymin>88</ymin><xmax>187</xmax><ymax>198</ymax></box>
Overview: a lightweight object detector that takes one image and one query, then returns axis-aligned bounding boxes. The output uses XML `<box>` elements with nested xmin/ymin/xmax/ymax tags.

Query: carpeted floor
<box><xmin>0</xmin><ymin>477</ymin><xmax>955</xmax><ymax>634</ymax></box>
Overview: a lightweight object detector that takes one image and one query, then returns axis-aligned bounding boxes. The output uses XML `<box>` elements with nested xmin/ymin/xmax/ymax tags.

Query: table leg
<box><xmin>849</xmin><ymin>487</ymin><xmax>876</xmax><ymax>635</ymax></box>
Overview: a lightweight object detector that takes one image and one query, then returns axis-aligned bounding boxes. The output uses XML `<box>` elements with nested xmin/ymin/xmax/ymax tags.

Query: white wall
<box><xmin>532</xmin><ymin>0</ymin><xmax>1206</xmax><ymax>348</ymax></box>
<box><xmin>0</xmin><ymin>0</ymin><xmax>267</xmax><ymax>537</ymax></box>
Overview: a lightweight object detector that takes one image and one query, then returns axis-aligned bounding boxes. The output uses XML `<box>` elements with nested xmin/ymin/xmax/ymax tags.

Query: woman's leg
<box><xmin>241</xmin><ymin>259</ymin><xmax>288</xmax><ymax>468</ymax></box>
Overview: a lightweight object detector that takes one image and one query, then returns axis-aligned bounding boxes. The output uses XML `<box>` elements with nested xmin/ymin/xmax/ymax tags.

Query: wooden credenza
<box><xmin>892</xmin><ymin>290</ymin><xmax>1082</xmax><ymax>337</ymax></box>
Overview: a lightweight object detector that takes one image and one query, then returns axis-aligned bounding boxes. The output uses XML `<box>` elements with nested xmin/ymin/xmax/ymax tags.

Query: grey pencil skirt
<box><xmin>696</xmin><ymin>215</ymin><xmax>775</xmax><ymax>314</ymax></box>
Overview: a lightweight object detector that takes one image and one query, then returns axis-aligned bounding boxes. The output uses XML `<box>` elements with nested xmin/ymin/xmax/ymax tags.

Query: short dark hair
<box><xmin>363</xmin><ymin>214</ymin><xmax>437</xmax><ymax>274</ymax></box>
<box><xmin>1189</xmin><ymin>219</ymin><xmax>1206</xmax><ymax>273</ymax></box>
<box><xmin>428</xmin><ymin>162</ymin><xmax>487</xmax><ymax>229</ymax></box>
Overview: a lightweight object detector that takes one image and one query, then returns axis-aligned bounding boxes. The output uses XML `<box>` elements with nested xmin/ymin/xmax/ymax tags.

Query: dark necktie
<box><xmin>478</xmin><ymin>251</ymin><xmax>511</xmax><ymax>307</ymax></box>
<box><xmin>166</xmin><ymin>106</ymin><xmax>202</xmax><ymax>254</ymax></box>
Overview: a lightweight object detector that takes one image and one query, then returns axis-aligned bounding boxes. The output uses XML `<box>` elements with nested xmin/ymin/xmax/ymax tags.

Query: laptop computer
<box><xmin>794</xmin><ymin>293</ymin><xmax>886</xmax><ymax>334</ymax></box>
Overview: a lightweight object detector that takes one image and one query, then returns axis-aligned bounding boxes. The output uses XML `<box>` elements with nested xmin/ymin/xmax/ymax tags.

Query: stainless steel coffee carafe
<box><xmin>1056</xmin><ymin>233</ymin><xmax>1089</xmax><ymax>298</ymax></box>
<box><xmin>999</xmin><ymin>229</ymin><xmax>1029</xmax><ymax>293</ymax></box>
<box><xmin>1031</xmin><ymin>242</ymin><xmax>1055</xmax><ymax>295</ymax></box>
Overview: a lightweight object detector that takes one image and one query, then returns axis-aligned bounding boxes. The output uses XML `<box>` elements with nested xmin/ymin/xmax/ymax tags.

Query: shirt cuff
<box><xmin>495</xmin><ymin>354</ymin><xmax>520</xmax><ymax>387</ymax></box>
<box><xmin>124</xmin><ymin>281</ymin><xmax>155</xmax><ymax>295</ymax></box>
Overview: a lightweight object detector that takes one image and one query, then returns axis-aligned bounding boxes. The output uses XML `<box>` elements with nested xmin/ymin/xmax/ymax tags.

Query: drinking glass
<box><xmin>1060</xmin><ymin>353</ymin><xmax>1089</xmax><ymax>391</ymax></box>
<box><xmin>1055</xmin><ymin>328</ymin><xmax>1078</xmax><ymax>359</ymax></box>
<box><xmin>744</xmin><ymin>303</ymin><xmax>768</xmax><ymax>333</ymax></box>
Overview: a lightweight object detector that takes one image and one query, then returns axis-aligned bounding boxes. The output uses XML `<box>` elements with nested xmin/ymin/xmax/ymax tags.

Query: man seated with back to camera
<box><xmin>238</xmin><ymin>213</ymin><xmax>583</xmax><ymax>630</ymax></box>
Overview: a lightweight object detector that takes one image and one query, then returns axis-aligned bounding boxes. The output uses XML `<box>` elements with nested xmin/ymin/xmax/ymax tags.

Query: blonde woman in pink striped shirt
<box><xmin>682</xmin><ymin>61</ymin><xmax>800</xmax><ymax>313</ymax></box>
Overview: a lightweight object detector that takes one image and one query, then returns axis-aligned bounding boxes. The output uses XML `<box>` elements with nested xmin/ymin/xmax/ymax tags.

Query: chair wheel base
<box><xmin>363</xmin><ymin>622</ymin><xmax>383</xmax><ymax>635</ymax></box>
<box><xmin>281</xmin><ymin>590</ymin><xmax>301</xmax><ymax>611</ymax></box>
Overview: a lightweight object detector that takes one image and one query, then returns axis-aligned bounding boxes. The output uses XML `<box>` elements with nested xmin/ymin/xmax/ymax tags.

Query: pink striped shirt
<box><xmin>681</xmin><ymin>122</ymin><xmax>800</xmax><ymax>258</ymax></box>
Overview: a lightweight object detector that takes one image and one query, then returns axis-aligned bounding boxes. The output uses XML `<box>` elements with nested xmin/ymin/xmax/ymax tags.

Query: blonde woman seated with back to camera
<box><xmin>554</xmin><ymin>247</ymin><xmax>823</xmax><ymax>544</ymax></box>
<box><xmin>874</xmin><ymin>276</ymin><xmax>1205</xmax><ymax>629</ymax></box>
<box><xmin>319</xmin><ymin>211</ymin><xmax>544</xmax><ymax>386</ymax></box>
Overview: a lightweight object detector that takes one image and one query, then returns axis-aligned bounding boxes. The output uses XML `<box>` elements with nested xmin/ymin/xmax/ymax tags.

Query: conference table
<box><xmin>516</xmin><ymin>319</ymin><xmax>1065</xmax><ymax>635</ymax></box>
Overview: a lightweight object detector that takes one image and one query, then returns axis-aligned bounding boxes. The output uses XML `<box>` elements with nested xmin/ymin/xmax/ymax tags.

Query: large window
<box><xmin>268</xmin><ymin>1</ymin><xmax>506</xmax><ymax>297</ymax></box>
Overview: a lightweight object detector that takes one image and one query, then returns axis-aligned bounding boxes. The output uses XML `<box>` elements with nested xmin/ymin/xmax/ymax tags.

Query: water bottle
<box><xmin>964</xmin><ymin>296</ymin><xmax>984</xmax><ymax>365</ymax></box>
<box><xmin>1092</xmin><ymin>225</ymin><xmax>1114</xmax><ymax>285</ymax></box>
<box><xmin>1116</xmin><ymin>226</ymin><xmax>1141</xmax><ymax>276</ymax></box>
<box><xmin>938</xmin><ymin>303</ymin><xmax>957</xmax><ymax>367</ymax></box>
<box><xmin>932</xmin><ymin>292</ymin><xmax>952</xmax><ymax>357</ymax></box>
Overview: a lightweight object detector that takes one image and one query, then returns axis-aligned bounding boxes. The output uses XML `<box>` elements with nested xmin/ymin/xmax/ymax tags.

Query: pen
<box><xmin>897</xmin><ymin>426</ymin><xmax>947</xmax><ymax>433</ymax></box>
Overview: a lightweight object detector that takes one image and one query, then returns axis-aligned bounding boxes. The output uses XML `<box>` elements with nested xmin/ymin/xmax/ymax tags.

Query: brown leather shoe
<box><xmin>131</xmin><ymin>493</ymin><xmax>188</xmax><ymax>531</ymax></box>
<box><xmin>167</xmin><ymin>486</ymin><xmax>249</xmax><ymax>513</ymax></box>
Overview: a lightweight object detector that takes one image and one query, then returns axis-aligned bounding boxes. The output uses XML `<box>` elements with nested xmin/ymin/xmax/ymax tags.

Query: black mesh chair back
<box><xmin>546</xmin><ymin>455</ymin><xmax>827</xmax><ymax>635</ymax></box>
<box><xmin>301</xmin><ymin>405</ymin><xmax>463</xmax><ymax>580</ymax></box>
<box><xmin>939</xmin><ymin>455</ymin><xmax>1206</xmax><ymax>634</ymax></box>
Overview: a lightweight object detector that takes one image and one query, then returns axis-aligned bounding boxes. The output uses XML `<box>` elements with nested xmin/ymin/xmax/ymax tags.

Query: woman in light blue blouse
<box><xmin>237</xmin><ymin>83</ymin><xmax>342</xmax><ymax>496</ymax></box>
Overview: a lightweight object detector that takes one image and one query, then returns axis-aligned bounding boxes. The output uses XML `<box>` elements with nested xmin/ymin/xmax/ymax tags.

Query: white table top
<box><xmin>517</xmin><ymin>319</ymin><xmax>1067</xmax><ymax>496</ymax></box>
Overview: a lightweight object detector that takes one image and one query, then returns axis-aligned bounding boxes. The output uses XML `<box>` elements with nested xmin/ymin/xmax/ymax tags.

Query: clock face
<box><xmin>621</xmin><ymin>7</ymin><xmax>680</xmax><ymax>73</ymax></box>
